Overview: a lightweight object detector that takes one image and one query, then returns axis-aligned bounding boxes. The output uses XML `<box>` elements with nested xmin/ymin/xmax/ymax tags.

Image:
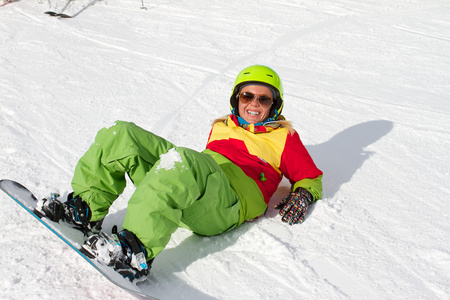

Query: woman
<box><xmin>40</xmin><ymin>65</ymin><xmax>323</xmax><ymax>282</ymax></box>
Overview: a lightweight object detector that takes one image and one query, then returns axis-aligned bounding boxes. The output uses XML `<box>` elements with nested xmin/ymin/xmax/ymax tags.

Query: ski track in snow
<box><xmin>1</xmin><ymin>0</ymin><xmax>450</xmax><ymax>299</ymax></box>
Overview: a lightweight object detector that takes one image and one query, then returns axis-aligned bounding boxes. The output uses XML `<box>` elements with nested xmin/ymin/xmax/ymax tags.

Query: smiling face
<box><xmin>238</xmin><ymin>85</ymin><xmax>273</xmax><ymax>124</ymax></box>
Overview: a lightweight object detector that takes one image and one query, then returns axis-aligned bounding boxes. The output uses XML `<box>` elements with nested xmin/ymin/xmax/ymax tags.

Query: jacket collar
<box><xmin>228</xmin><ymin>114</ymin><xmax>283</xmax><ymax>133</ymax></box>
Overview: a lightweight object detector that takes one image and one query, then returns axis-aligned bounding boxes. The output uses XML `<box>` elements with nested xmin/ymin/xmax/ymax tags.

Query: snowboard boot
<box><xmin>81</xmin><ymin>229</ymin><xmax>153</xmax><ymax>282</ymax></box>
<box><xmin>39</xmin><ymin>192</ymin><xmax>103</xmax><ymax>235</ymax></box>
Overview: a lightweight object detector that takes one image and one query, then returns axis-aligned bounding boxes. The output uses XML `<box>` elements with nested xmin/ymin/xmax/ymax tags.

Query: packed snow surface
<box><xmin>1</xmin><ymin>0</ymin><xmax>450</xmax><ymax>299</ymax></box>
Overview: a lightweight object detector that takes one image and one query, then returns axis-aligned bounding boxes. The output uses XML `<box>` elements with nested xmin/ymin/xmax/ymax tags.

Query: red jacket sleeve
<box><xmin>279</xmin><ymin>131</ymin><xmax>323</xmax><ymax>200</ymax></box>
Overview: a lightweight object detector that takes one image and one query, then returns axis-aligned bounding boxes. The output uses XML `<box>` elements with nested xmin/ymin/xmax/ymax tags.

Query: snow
<box><xmin>156</xmin><ymin>148</ymin><xmax>183</xmax><ymax>171</ymax></box>
<box><xmin>1</xmin><ymin>0</ymin><xmax>450</xmax><ymax>299</ymax></box>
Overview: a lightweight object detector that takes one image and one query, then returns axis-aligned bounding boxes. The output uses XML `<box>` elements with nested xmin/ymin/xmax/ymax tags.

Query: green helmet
<box><xmin>230</xmin><ymin>65</ymin><xmax>284</xmax><ymax>121</ymax></box>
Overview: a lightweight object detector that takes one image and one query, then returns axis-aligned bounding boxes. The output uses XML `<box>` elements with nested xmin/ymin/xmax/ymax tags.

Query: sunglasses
<box><xmin>239</xmin><ymin>92</ymin><xmax>273</xmax><ymax>108</ymax></box>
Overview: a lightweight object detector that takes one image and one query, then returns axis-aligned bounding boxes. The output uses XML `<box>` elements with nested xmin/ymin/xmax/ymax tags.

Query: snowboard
<box><xmin>0</xmin><ymin>0</ymin><xmax>18</xmax><ymax>7</ymax></box>
<box><xmin>0</xmin><ymin>179</ymin><xmax>158</xmax><ymax>300</ymax></box>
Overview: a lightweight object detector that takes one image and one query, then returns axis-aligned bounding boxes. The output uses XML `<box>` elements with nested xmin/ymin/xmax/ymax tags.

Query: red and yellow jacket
<box><xmin>206</xmin><ymin>115</ymin><xmax>323</xmax><ymax>209</ymax></box>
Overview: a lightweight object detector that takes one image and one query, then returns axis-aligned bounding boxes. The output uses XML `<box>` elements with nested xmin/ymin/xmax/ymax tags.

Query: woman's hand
<box><xmin>275</xmin><ymin>188</ymin><xmax>313</xmax><ymax>225</ymax></box>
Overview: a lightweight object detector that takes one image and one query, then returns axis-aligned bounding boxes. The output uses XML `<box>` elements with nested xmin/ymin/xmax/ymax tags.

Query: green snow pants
<box><xmin>71</xmin><ymin>121</ymin><xmax>241</xmax><ymax>259</ymax></box>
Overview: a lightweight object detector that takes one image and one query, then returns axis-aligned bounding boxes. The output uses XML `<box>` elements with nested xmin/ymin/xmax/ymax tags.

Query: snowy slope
<box><xmin>1</xmin><ymin>0</ymin><xmax>450</xmax><ymax>299</ymax></box>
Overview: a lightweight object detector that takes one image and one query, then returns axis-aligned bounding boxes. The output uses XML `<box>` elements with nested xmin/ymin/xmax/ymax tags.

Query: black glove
<box><xmin>275</xmin><ymin>188</ymin><xmax>313</xmax><ymax>225</ymax></box>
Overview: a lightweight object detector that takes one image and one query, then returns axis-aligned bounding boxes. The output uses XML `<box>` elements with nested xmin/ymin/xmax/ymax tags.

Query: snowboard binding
<box><xmin>81</xmin><ymin>229</ymin><xmax>153</xmax><ymax>282</ymax></box>
<box><xmin>38</xmin><ymin>192</ymin><xmax>103</xmax><ymax>236</ymax></box>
